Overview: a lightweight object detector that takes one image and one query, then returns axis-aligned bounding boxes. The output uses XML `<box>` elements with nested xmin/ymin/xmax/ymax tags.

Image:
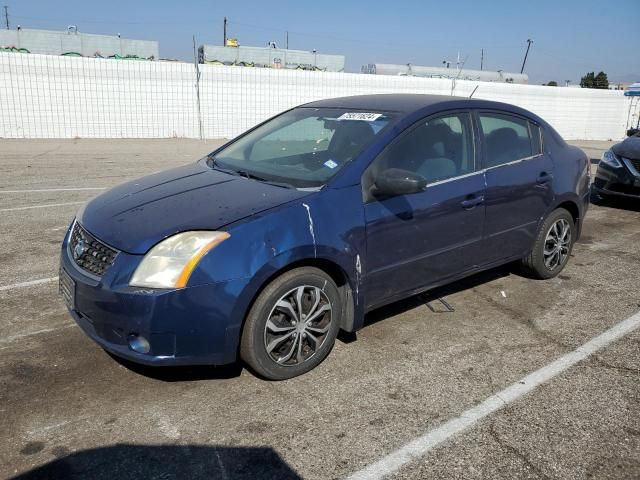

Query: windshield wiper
<box><xmin>208</xmin><ymin>157</ymin><xmax>247</xmax><ymax>177</ymax></box>
<box><xmin>234</xmin><ymin>170</ymin><xmax>296</xmax><ymax>189</ymax></box>
<box><xmin>209</xmin><ymin>158</ymin><xmax>295</xmax><ymax>189</ymax></box>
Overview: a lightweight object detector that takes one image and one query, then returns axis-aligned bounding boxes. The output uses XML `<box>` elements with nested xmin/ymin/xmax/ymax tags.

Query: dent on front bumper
<box><xmin>60</xmin><ymin>234</ymin><xmax>250</xmax><ymax>367</ymax></box>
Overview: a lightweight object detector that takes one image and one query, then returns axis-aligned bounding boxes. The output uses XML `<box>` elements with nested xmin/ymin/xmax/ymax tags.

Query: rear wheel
<box><xmin>521</xmin><ymin>208</ymin><xmax>574</xmax><ymax>279</ymax></box>
<box><xmin>240</xmin><ymin>267</ymin><xmax>341</xmax><ymax>380</ymax></box>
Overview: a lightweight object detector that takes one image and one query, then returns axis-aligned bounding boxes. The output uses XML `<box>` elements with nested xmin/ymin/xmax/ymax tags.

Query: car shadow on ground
<box><xmin>113</xmin><ymin>264</ymin><xmax>518</xmax><ymax>382</ymax></box>
<box><xmin>106</xmin><ymin>352</ymin><xmax>245</xmax><ymax>382</ymax></box>
<box><xmin>10</xmin><ymin>443</ymin><xmax>301</xmax><ymax>480</ymax></box>
<box><xmin>363</xmin><ymin>264</ymin><xmax>514</xmax><ymax>328</ymax></box>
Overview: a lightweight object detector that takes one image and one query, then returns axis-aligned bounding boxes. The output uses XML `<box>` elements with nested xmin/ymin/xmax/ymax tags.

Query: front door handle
<box><xmin>460</xmin><ymin>194</ymin><xmax>485</xmax><ymax>209</ymax></box>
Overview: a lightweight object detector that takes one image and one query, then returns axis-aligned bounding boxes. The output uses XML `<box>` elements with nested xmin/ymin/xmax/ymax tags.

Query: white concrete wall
<box><xmin>0</xmin><ymin>52</ymin><xmax>632</xmax><ymax>140</ymax></box>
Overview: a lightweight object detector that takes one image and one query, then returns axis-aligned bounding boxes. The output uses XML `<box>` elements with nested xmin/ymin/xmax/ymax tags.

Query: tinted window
<box><xmin>480</xmin><ymin>113</ymin><xmax>534</xmax><ymax>167</ymax></box>
<box><xmin>371</xmin><ymin>112</ymin><xmax>475</xmax><ymax>184</ymax></box>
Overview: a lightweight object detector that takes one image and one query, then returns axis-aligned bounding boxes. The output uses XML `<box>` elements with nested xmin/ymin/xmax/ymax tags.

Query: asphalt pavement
<box><xmin>1</xmin><ymin>138</ymin><xmax>638</xmax><ymax>480</ymax></box>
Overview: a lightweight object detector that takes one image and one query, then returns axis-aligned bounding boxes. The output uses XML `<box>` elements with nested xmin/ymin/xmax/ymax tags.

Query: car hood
<box><xmin>78</xmin><ymin>160</ymin><xmax>310</xmax><ymax>254</ymax></box>
<box><xmin>612</xmin><ymin>136</ymin><xmax>640</xmax><ymax>160</ymax></box>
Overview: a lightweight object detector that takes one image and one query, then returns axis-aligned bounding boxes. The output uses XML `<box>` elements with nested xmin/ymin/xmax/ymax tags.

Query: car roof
<box><xmin>301</xmin><ymin>93</ymin><xmax>526</xmax><ymax>116</ymax></box>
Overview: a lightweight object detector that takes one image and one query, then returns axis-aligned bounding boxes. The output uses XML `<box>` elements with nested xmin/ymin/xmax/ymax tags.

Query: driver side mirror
<box><xmin>373</xmin><ymin>168</ymin><xmax>427</xmax><ymax>197</ymax></box>
<box><xmin>627</xmin><ymin>128</ymin><xmax>639</xmax><ymax>137</ymax></box>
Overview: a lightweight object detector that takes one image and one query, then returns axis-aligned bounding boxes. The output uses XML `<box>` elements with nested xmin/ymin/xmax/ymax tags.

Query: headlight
<box><xmin>130</xmin><ymin>231</ymin><xmax>230</xmax><ymax>289</ymax></box>
<box><xmin>600</xmin><ymin>150</ymin><xmax>623</xmax><ymax>168</ymax></box>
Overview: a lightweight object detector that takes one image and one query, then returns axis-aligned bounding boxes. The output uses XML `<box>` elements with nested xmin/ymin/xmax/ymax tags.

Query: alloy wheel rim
<box><xmin>543</xmin><ymin>218</ymin><xmax>571</xmax><ymax>271</ymax></box>
<box><xmin>263</xmin><ymin>285</ymin><xmax>332</xmax><ymax>366</ymax></box>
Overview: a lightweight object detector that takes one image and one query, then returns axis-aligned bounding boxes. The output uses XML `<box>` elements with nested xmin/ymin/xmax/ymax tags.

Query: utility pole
<box><xmin>520</xmin><ymin>38</ymin><xmax>533</xmax><ymax>74</ymax></box>
<box><xmin>286</xmin><ymin>31</ymin><xmax>288</xmax><ymax>49</ymax></box>
<box><xmin>480</xmin><ymin>48</ymin><xmax>484</xmax><ymax>70</ymax></box>
<box><xmin>192</xmin><ymin>36</ymin><xmax>203</xmax><ymax>140</ymax></box>
<box><xmin>223</xmin><ymin>17</ymin><xmax>227</xmax><ymax>46</ymax></box>
<box><xmin>4</xmin><ymin>6</ymin><xmax>9</xmax><ymax>30</ymax></box>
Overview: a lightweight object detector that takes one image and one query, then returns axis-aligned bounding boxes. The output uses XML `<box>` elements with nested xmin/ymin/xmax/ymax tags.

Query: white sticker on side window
<box><xmin>337</xmin><ymin>112</ymin><xmax>383</xmax><ymax>121</ymax></box>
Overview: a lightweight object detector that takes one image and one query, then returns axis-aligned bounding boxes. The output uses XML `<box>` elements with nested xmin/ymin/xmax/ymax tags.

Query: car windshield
<box><xmin>208</xmin><ymin>107</ymin><xmax>395</xmax><ymax>188</ymax></box>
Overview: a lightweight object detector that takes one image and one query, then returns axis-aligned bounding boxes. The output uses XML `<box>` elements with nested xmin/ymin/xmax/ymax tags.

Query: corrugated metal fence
<box><xmin>0</xmin><ymin>52</ymin><xmax>634</xmax><ymax>140</ymax></box>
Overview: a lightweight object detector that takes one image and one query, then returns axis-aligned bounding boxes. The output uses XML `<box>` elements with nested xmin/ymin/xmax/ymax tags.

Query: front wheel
<box><xmin>240</xmin><ymin>267</ymin><xmax>341</xmax><ymax>380</ymax></box>
<box><xmin>521</xmin><ymin>208</ymin><xmax>574</xmax><ymax>279</ymax></box>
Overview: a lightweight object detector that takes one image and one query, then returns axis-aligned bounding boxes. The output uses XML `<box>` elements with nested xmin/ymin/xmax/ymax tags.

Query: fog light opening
<box><xmin>128</xmin><ymin>334</ymin><xmax>151</xmax><ymax>354</ymax></box>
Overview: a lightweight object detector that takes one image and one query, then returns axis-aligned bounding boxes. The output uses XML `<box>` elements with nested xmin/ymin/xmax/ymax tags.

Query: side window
<box><xmin>479</xmin><ymin>113</ymin><xmax>534</xmax><ymax>167</ymax></box>
<box><xmin>249</xmin><ymin>117</ymin><xmax>335</xmax><ymax>161</ymax></box>
<box><xmin>371</xmin><ymin>112</ymin><xmax>475</xmax><ymax>184</ymax></box>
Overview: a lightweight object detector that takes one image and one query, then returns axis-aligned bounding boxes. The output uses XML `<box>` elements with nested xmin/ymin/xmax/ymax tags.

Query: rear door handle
<box><xmin>536</xmin><ymin>172</ymin><xmax>553</xmax><ymax>185</ymax></box>
<box><xmin>460</xmin><ymin>194</ymin><xmax>485</xmax><ymax>209</ymax></box>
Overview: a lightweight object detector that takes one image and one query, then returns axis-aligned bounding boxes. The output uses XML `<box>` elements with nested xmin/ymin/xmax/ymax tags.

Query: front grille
<box><xmin>68</xmin><ymin>222</ymin><xmax>118</xmax><ymax>277</ymax></box>
<box><xmin>627</xmin><ymin>158</ymin><xmax>640</xmax><ymax>175</ymax></box>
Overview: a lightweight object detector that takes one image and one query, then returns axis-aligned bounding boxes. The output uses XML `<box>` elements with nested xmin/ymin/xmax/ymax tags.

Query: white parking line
<box><xmin>0</xmin><ymin>187</ymin><xmax>105</xmax><ymax>193</ymax></box>
<box><xmin>347</xmin><ymin>311</ymin><xmax>640</xmax><ymax>480</ymax></box>
<box><xmin>0</xmin><ymin>324</ymin><xmax>74</xmax><ymax>349</ymax></box>
<box><xmin>0</xmin><ymin>202</ymin><xmax>83</xmax><ymax>212</ymax></box>
<box><xmin>0</xmin><ymin>277</ymin><xmax>58</xmax><ymax>292</ymax></box>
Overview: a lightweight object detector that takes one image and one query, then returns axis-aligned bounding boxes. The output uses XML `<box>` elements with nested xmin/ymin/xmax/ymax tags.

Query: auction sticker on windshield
<box><xmin>338</xmin><ymin>112</ymin><xmax>383</xmax><ymax>121</ymax></box>
<box><xmin>324</xmin><ymin>159</ymin><xmax>338</xmax><ymax>169</ymax></box>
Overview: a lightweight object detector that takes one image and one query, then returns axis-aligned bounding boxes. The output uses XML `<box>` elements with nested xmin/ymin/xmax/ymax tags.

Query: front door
<box><xmin>362</xmin><ymin>111</ymin><xmax>485</xmax><ymax>308</ymax></box>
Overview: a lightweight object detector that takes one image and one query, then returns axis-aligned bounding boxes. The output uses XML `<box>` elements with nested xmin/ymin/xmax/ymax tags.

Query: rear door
<box><xmin>478</xmin><ymin>111</ymin><xmax>554</xmax><ymax>263</ymax></box>
<box><xmin>362</xmin><ymin>111</ymin><xmax>486</xmax><ymax>306</ymax></box>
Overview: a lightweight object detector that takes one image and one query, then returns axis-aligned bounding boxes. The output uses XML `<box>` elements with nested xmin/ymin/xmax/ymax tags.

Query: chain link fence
<box><xmin>0</xmin><ymin>52</ymin><xmax>633</xmax><ymax>140</ymax></box>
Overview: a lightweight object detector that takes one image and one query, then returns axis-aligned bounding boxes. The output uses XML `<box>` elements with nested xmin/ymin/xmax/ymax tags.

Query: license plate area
<box><xmin>59</xmin><ymin>267</ymin><xmax>76</xmax><ymax>310</ymax></box>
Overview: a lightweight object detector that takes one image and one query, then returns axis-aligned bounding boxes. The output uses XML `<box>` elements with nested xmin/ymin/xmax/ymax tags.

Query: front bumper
<box><xmin>593</xmin><ymin>159</ymin><xmax>640</xmax><ymax>198</ymax></box>
<box><xmin>61</xmin><ymin>230</ymin><xmax>250</xmax><ymax>367</ymax></box>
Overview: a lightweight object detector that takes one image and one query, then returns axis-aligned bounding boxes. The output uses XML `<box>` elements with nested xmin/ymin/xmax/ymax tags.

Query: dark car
<box><xmin>592</xmin><ymin>130</ymin><xmax>640</xmax><ymax>200</ymax></box>
<box><xmin>60</xmin><ymin>94</ymin><xmax>590</xmax><ymax>379</ymax></box>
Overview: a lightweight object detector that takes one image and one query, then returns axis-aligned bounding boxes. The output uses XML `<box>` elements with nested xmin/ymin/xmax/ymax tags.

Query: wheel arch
<box><xmin>552</xmin><ymin>197</ymin><xmax>583</xmax><ymax>240</ymax></box>
<box><xmin>555</xmin><ymin>200</ymin><xmax>580</xmax><ymax>225</ymax></box>
<box><xmin>240</xmin><ymin>257</ymin><xmax>357</xmax><ymax>343</ymax></box>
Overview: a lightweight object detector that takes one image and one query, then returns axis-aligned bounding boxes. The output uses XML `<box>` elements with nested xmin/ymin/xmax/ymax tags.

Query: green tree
<box><xmin>594</xmin><ymin>71</ymin><xmax>609</xmax><ymax>89</ymax></box>
<box><xmin>580</xmin><ymin>71</ymin><xmax>609</xmax><ymax>89</ymax></box>
<box><xmin>580</xmin><ymin>72</ymin><xmax>595</xmax><ymax>88</ymax></box>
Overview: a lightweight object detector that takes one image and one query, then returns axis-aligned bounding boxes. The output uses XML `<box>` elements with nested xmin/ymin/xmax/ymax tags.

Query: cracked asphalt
<box><xmin>0</xmin><ymin>139</ymin><xmax>639</xmax><ymax>480</ymax></box>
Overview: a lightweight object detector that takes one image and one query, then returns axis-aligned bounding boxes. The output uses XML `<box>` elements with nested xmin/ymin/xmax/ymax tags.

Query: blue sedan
<box><xmin>60</xmin><ymin>94</ymin><xmax>590</xmax><ymax>379</ymax></box>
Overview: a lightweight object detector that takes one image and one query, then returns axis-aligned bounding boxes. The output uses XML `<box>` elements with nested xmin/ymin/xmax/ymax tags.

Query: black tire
<box><xmin>521</xmin><ymin>208</ymin><xmax>575</xmax><ymax>279</ymax></box>
<box><xmin>240</xmin><ymin>267</ymin><xmax>341</xmax><ymax>380</ymax></box>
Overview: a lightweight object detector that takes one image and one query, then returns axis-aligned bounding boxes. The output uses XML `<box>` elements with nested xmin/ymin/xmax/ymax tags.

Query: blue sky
<box><xmin>6</xmin><ymin>0</ymin><xmax>640</xmax><ymax>84</ymax></box>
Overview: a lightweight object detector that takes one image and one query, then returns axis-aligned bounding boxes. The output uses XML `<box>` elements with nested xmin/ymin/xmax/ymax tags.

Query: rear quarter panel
<box><xmin>547</xmin><ymin>128</ymin><xmax>590</xmax><ymax>230</ymax></box>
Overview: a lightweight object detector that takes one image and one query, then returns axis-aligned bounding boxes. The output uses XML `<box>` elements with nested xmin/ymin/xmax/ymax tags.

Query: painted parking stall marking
<box><xmin>347</xmin><ymin>310</ymin><xmax>640</xmax><ymax>480</ymax></box>
<box><xmin>0</xmin><ymin>202</ymin><xmax>84</xmax><ymax>212</ymax></box>
<box><xmin>0</xmin><ymin>277</ymin><xmax>59</xmax><ymax>292</ymax></box>
<box><xmin>0</xmin><ymin>187</ymin><xmax>105</xmax><ymax>193</ymax></box>
<box><xmin>0</xmin><ymin>324</ymin><xmax>75</xmax><ymax>349</ymax></box>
